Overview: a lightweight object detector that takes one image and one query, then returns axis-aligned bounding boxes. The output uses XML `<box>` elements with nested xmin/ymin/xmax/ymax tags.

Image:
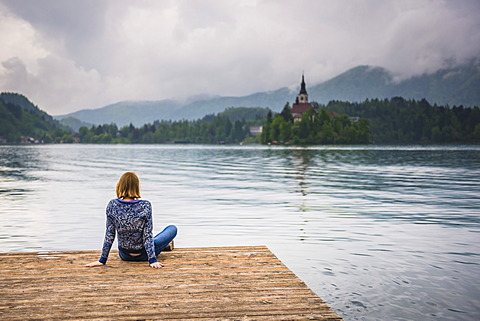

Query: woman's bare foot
<box><xmin>164</xmin><ymin>240</ymin><xmax>174</xmax><ymax>251</ymax></box>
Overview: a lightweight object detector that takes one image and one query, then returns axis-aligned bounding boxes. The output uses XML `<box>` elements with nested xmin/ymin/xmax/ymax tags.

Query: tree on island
<box><xmin>260</xmin><ymin>103</ymin><xmax>371</xmax><ymax>145</ymax></box>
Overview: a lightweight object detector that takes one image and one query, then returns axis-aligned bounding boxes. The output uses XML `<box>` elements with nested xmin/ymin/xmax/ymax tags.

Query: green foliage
<box><xmin>2</xmin><ymin>91</ymin><xmax>478</xmax><ymax>146</ymax></box>
<box><xmin>0</xmin><ymin>95</ymin><xmax>71</xmax><ymax>143</ymax></box>
<box><xmin>217</xmin><ymin>107</ymin><xmax>270</xmax><ymax>125</ymax></box>
<box><xmin>260</xmin><ymin>104</ymin><xmax>371</xmax><ymax>145</ymax></box>
<box><xmin>76</xmin><ymin>108</ymin><xmax>262</xmax><ymax>144</ymax></box>
<box><xmin>0</xmin><ymin>92</ymin><xmax>60</xmax><ymax>127</ymax></box>
<box><xmin>58</xmin><ymin>116</ymin><xmax>92</xmax><ymax>132</ymax></box>
<box><xmin>325</xmin><ymin>97</ymin><xmax>480</xmax><ymax>144</ymax></box>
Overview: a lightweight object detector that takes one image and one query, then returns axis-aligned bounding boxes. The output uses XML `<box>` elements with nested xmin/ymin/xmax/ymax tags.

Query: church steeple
<box><xmin>299</xmin><ymin>74</ymin><xmax>307</xmax><ymax>95</ymax></box>
<box><xmin>297</xmin><ymin>73</ymin><xmax>308</xmax><ymax>103</ymax></box>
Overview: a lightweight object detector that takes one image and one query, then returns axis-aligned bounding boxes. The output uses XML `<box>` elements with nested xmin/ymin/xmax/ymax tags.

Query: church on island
<box><xmin>249</xmin><ymin>74</ymin><xmax>315</xmax><ymax>137</ymax></box>
<box><xmin>291</xmin><ymin>74</ymin><xmax>314</xmax><ymax>122</ymax></box>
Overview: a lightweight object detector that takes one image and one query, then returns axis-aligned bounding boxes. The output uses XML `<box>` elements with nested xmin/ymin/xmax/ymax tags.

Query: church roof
<box><xmin>291</xmin><ymin>102</ymin><xmax>312</xmax><ymax>115</ymax></box>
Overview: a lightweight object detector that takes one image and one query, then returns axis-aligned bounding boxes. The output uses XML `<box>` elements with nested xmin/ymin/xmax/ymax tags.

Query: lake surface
<box><xmin>1</xmin><ymin>144</ymin><xmax>479</xmax><ymax>320</ymax></box>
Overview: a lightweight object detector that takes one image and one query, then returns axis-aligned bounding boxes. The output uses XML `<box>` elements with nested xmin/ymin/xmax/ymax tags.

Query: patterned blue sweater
<box><xmin>99</xmin><ymin>199</ymin><xmax>157</xmax><ymax>264</ymax></box>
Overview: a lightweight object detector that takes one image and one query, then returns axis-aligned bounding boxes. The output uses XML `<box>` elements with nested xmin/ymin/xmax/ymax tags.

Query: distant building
<box><xmin>249</xmin><ymin>126</ymin><xmax>263</xmax><ymax>136</ymax></box>
<box><xmin>348</xmin><ymin>116</ymin><xmax>360</xmax><ymax>122</ymax></box>
<box><xmin>291</xmin><ymin>74</ymin><xmax>314</xmax><ymax>122</ymax></box>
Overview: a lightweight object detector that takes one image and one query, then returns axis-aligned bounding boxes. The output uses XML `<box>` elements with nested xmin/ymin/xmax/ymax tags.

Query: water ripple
<box><xmin>1</xmin><ymin>144</ymin><xmax>479</xmax><ymax>321</ymax></box>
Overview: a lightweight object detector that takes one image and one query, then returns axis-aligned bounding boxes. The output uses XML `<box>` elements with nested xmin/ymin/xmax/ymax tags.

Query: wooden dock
<box><xmin>0</xmin><ymin>246</ymin><xmax>342</xmax><ymax>320</ymax></box>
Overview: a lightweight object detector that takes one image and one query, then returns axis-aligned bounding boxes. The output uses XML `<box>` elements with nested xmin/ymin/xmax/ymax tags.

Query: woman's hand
<box><xmin>84</xmin><ymin>261</ymin><xmax>105</xmax><ymax>267</ymax></box>
<box><xmin>150</xmin><ymin>262</ymin><xmax>165</xmax><ymax>269</ymax></box>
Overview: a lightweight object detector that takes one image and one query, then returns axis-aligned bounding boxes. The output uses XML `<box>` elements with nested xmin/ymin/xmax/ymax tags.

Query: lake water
<box><xmin>1</xmin><ymin>144</ymin><xmax>479</xmax><ymax>320</ymax></box>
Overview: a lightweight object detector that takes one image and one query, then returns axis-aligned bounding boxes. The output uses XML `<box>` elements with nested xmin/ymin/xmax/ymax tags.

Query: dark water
<box><xmin>1</xmin><ymin>144</ymin><xmax>479</xmax><ymax>320</ymax></box>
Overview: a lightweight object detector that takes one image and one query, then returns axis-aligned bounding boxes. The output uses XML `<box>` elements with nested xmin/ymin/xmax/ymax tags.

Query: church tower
<box><xmin>291</xmin><ymin>73</ymin><xmax>313</xmax><ymax>122</ymax></box>
<box><xmin>296</xmin><ymin>74</ymin><xmax>308</xmax><ymax>103</ymax></box>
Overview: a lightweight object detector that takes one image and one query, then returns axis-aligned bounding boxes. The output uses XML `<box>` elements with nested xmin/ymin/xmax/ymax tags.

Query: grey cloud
<box><xmin>0</xmin><ymin>0</ymin><xmax>479</xmax><ymax>114</ymax></box>
<box><xmin>1</xmin><ymin>58</ymin><xmax>31</xmax><ymax>90</ymax></box>
<box><xmin>2</xmin><ymin>0</ymin><xmax>109</xmax><ymax>70</ymax></box>
<box><xmin>1</xmin><ymin>54</ymin><xmax>106</xmax><ymax>114</ymax></box>
<box><xmin>2</xmin><ymin>0</ymin><xmax>107</xmax><ymax>43</ymax></box>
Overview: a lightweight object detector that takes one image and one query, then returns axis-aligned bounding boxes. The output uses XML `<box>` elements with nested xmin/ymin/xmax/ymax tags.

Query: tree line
<box><xmin>323</xmin><ymin>97</ymin><xmax>480</xmax><ymax>143</ymax></box>
<box><xmin>77</xmin><ymin>110</ymin><xmax>264</xmax><ymax>144</ymax></box>
<box><xmin>2</xmin><ymin>91</ymin><xmax>479</xmax><ymax>145</ymax></box>
<box><xmin>260</xmin><ymin>103</ymin><xmax>371</xmax><ymax>145</ymax></box>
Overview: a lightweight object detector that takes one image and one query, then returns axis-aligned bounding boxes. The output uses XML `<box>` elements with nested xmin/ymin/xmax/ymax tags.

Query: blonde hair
<box><xmin>116</xmin><ymin>172</ymin><xmax>141</xmax><ymax>199</ymax></box>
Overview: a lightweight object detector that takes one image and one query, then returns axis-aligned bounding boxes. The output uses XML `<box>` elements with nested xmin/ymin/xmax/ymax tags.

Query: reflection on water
<box><xmin>1</xmin><ymin>144</ymin><xmax>479</xmax><ymax>321</ymax></box>
<box><xmin>0</xmin><ymin>146</ymin><xmax>43</xmax><ymax>181</ymax></box>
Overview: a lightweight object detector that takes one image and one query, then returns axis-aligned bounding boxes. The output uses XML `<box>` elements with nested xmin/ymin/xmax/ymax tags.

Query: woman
<box><xmin>85</xmin><ymin>172</ymin><xmax>177</xmax><ymax>269</ymax></box>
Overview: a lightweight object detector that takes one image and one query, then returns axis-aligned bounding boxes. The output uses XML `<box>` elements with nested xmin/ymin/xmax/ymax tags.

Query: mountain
<box><xmin>55</xmin><ymin>61</ymin><xmax>480</xmax><ymax>127</ymax></box>
<box><xmin>57</xmin><ymin>117</ymin><xmax>93</xmax><ymax>133</ymax></box>
<box><xmin>55</xmin><ymin>89</ymin><xmax>292</xmax><ymax>127</ymax></box>
<box><xmin>55</xmin><ymin>100</ymin><xmax>181</xmax><ymax>127</ymax></box>
<box><xmin>1</xmin><ymin>92</ymin><xmax>59</xmax><ymax>127</ymax></box>
<box><xmin>310</xmin><ymin>62</ymin><xmax>480</xmax><ymax>105</ymax></box>
<box><xmin>174</xmin><ymin>87</ymin><xmax>291</xmax><ymax>120</ymax></box>
<box><xmin>0</xmin><ymin>92</ymin><xmax>69</xmax><ymax>143</ymax></box>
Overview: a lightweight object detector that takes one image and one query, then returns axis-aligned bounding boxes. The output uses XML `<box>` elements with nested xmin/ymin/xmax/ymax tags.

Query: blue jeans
<box><xmin>118</xmin><ymin>225</ymin><xmax>177</xmax><ymax>261</ymax></box>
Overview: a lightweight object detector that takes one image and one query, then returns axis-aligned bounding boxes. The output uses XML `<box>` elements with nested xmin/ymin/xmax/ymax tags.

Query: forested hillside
<box><xmin>2</xmin><ymin>91</ymin><xmax>479</xmax><ymax>145</ymax></box>
<box><xmin>0</xmin><ymin>93</ymin><xmax>71</xmax><ymax>143</ymax></box>
<box><xmin>324</xmin><ymin>97</ymin><xmax>480</xmax><ymax>143</ymax></box>
<box><xmin>79</xmin><ymin>98</ymin><xmax>479</xmax><ymax>145</ymax></box>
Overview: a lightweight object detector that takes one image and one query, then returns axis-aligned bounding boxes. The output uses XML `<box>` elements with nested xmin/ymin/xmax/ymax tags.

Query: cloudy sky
<box><xmin>1</xmin><ymin>0</ymin><xmax>479</xmax><ymax>115</ymax></box>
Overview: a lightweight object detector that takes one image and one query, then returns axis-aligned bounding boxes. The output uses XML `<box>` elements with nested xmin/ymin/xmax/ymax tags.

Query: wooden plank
<box><xmin>0</xmin><ymin>246</ymin><xmax>342</xmax><ymax>320</ymax></box>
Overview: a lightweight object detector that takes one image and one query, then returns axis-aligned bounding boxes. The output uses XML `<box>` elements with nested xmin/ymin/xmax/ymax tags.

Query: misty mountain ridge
<box><xmin>55</xmin><ymin>62</ymin><xmax>480</xmax><ymax>127</ymax></box>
